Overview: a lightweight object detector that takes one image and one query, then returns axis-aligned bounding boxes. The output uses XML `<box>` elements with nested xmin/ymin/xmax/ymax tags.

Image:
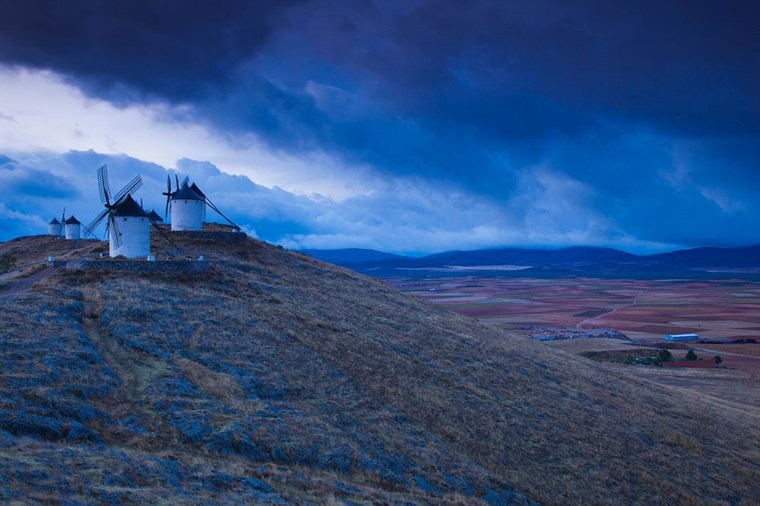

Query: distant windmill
<box><xmin>163</xmin><ymin>174</ymin><xmax>240</xmax><ymax>232</ymax></box>
<box><xmin>64</xmin><ymin>215</ymin><xmax>81</xmax><ymax>239</ymax></box>
<box><xmin>147</xmin><ymin>209</ymin><xmax>164</xmax><ymax>224</ymax></box>
<box><xmin>83</xmin><ymin>165</ymin><xmax>149</xmax><ymax>258</ymax></box>
<box><xmin>139</xmin><ymin>198</ymin><xmax>165</xmax><ymax>225</ymax></box>
<box><xmin>47</xmin><ymin>207</ymin><xmax>64</xmax><ymax>236</ymax></box>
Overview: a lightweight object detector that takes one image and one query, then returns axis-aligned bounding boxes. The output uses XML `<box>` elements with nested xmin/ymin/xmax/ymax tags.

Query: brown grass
<box><xmin>175</xmin><ymin>357</ymin><xmax>243</xmax><ymax>399</ymax></box>
<box><xmin>1</xmin><ymin>234</ymin><xmax>759</xmax><ymax>504</ymax></box>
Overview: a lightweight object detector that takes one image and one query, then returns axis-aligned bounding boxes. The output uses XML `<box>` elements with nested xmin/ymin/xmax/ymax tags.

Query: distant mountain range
<box><xmin>302</xmin><ymin>245</ymin><xmax>760</xmax><ymax>278</ymax></box>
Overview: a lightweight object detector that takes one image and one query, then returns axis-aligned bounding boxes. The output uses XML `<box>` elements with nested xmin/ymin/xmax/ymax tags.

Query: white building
<box><xmin>48</xmin><ymin>218</ymin><xmax>62</xmax><ymax>236</ymax></box>
<box><xmin>110</xmin><ymin>195</ymin><xmax>150</xmax><ymax>258</ymax></box>
<box><xmin>170</xmin><ymin>183</ymin><xmax>204</xmax><ymax>231</ymax></box>
<box><xmin>665</xmin><ymin>333</ymin><xmax>699</xmax><ymax>341</ymax></box>
<box><xmin>64</xmin><ymin>216</ymin><xmax>81</xmax><ymax>240</ymax></box>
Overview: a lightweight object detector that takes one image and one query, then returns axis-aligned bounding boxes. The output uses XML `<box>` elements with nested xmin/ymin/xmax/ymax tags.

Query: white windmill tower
<box><xmin>109</xmin><ymin>196</ymin><xmax>150</xmax><ymax>257</ymax></box>
<box><xmin>162</xmin><ymin>175</ymin><xmax>240</xmax><ymax>232</ymax></box>
<box><xmin>47</xmin><ymin>217</ymin><xmax>62</xmax><ymax>236</ymax></box>
<box><xmin>83</xmin><ymin>165</ymin><xmax>150</xmax><ymax>258</ymax></box>
<box><xmin>163</xmin><ymin>175</ymin><xmax>204</xmax><ymax>231</ymax></box>
<box><xmin>47</xmin><ymin>208</ymin><xmax>67</xmax><ymax>236</ymax></box>
<box><xmin>64</xmin><ymin>215</ymin><xmax>81</xmax><ymax>239</ymax></box>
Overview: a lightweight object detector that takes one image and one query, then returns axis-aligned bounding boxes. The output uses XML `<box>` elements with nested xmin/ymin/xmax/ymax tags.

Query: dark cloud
<box><xmin>0</xmin><ymin>158</ymin><xmax>79</xmax><ymax>199</ymax></box>
<box><xmin>0</xmin><ymin>0</ymin><xmax>302</xmax><ymax>101</ymax></box>
<box><xmin>1</xmin><ymin>1</ymin><xmax>759</xmax><ymax>248</ymax></box>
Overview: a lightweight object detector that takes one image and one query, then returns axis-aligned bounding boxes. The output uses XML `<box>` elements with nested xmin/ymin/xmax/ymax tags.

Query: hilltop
<box><xmin>1</xmin><ymin>233</ymin><xmax>759</xmax><ymax>504</ymax></box>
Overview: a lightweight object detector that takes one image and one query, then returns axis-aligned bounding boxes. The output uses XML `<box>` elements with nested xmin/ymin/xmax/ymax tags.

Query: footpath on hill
<box><xmin>0</xmin><ymin>266</ymin><xmax>55</xmax><ymax>298</ymax></box>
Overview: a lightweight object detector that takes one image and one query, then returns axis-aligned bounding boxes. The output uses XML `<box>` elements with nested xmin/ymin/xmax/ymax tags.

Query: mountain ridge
<box><xmin>303</xmin><ymin>244</ymin><xmax>760</xmax><ymax>277</ymax></box>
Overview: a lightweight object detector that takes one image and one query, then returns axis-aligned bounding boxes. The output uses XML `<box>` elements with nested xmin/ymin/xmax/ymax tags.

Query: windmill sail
<box><xmin>82</xmin><ymin>165</ymin><xmax>143</xmax><ymax>241</ymax></box>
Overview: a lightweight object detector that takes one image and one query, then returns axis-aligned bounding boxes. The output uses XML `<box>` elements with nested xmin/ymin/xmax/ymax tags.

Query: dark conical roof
<box><xmin>48</xmin><ymin>218</ymin><xmax>61</xmax><ymax>225</ymax></box>
<box><xmin>147</xmin><ymin>210</ymin><xmax>164</xmax><ymax>222</ymax></box>
<box><xmin>171</xmin><ymin>182</ymin><xmax>204</xmax><ymax>201</ymax></box>
<box><xmin>190</xmin><ymin>182</ymin><xmax>207</xmax><ymax>199</ymax></box>
<box><xmin>113</xmin><ymin>194</ymin><xmax>149</xmax><ymax>217</ymax></box>
<box><xmin>64</xmin><ymin>215</ymin><xmax>81</xmax><ymax>225</ymax></box>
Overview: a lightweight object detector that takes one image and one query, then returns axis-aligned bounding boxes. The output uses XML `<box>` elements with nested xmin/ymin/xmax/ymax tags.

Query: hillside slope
<box><xmin>1</xmin><ymin>235</ymin><xmax>759</xmax><ymax>504</ymax></box>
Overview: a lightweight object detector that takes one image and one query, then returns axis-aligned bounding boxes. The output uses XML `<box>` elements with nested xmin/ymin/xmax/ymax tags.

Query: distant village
<box><xmin>46</xmin><ymin>165</ymin><xmax>240</xmax><ymax>259</ymax></box>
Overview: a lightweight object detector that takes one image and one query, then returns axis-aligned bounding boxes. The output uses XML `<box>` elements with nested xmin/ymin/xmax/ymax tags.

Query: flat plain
<box><xmin>387</xmin><ymin>276</ymin><xmax>760</xmax><ymax>377</ymax></box>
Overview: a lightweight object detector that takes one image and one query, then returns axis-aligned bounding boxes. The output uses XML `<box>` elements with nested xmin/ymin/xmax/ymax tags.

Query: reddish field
<box><xmin>387</xmin><ymin>276</ymin><xmax>760</xmax><ymax>375</ymax></box>
<box><xmin>664</xmin><ymin>360</ymin><xmax>718</xmax><ymax>369</ymax></box>
<box><xmin>389</xmin><ymin>276</ymin><xmax>760</xmax><ymax>338</ymax></box>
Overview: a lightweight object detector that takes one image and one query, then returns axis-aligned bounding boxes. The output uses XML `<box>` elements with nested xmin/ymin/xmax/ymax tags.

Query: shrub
<box><xmin>657</xmin><ymin>349</ymin><xmax>673</xmax><ymax>363</ymax></box>
<box><xmin>714</xmin><ymin>355</ymin><xmax>723</xmax><ymax>367</ymax></box>
<box><xmin>685</xmin><ymin>349</ymin><xmax>698</xmax><ymax>361</ymax></box>
<box><xmin>0</xmin><ymin>254</ymin><xmax>16</xmax><ymax>273</ymax></box>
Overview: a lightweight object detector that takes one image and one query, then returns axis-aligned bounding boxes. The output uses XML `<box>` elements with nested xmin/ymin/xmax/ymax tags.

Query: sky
<box><xmin>1</xmin><ymin>0</ymin><xmax>759</xmax><ymax>254</ymax></box>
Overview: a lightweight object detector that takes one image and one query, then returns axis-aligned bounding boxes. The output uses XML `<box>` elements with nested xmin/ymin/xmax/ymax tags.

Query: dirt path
<box><xmin>80</xmin><ymin>286</ymin><xmax>173</xmax><ymax>441</ymax></box>
<box><xmin>81</xmin><ymin>287</ymin><xmax>142</xmax><ymax>400</ymax></box>
<box><xmin>0</xmin><ymin>266</ymin><xmax>55</xmax><ymax>298</ymax></box>
<box><xmin>576</xmin><ymin>292</ymin><xmax>643</xmax><ymax>328</ymax></box>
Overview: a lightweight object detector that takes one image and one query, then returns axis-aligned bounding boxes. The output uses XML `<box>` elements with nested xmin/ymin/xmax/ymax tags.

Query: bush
<box><xmin>0</xmin><ymin>254</ymin><xmax>16</xmax><ymax>273</ymax></box>
<box><xmin>685</xmin><ymin>349</ymin><xmax>698</xmax><ymax>361</ymax></box>
<box><xmin>657</xmin><ymin>349</ymin><xmax>673</xmax><ymax>363</ymax></box>
<box><xmin>714</xmin><ymin>355</ymin><xmax>723</xmax><ymax>367</ymax></box>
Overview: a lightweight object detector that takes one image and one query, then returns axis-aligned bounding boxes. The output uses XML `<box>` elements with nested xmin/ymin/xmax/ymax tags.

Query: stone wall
<box><xmin>50</xmin><ymin>259</ymin><xmax>210</xmax><ymax>273</ymax></box>
<box><xmin>167</xmin><ymin>231</ymin><xmax>246</xmax><ymax>243</ymax></box>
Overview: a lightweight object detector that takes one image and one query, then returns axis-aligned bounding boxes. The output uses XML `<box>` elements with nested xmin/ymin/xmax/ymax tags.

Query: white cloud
<box><xmin>0</xmin><ymin>66</ymin><xmax>367</xmax><ymax>200</ymax></box>
<box><xmin>0</xmin><ymin>66</ymin><xmax>684</xmax><ymax>254</ymax></box>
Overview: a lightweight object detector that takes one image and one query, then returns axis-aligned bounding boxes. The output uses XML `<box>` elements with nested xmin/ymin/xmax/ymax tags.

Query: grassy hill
<box><xmin>1</xmin><ymin>234</ymin><xmax>759</xmax><ymax>504</ymax></box>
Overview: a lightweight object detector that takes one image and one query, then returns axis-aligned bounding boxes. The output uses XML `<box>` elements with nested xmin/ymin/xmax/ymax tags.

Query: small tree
<box><xmin>0</xmin><ymin>254</ymin><xmax>16</xmax><ymax>273</ymax></box>
<box><xmin>685</xmin><ymin>349</ymin><xmax>698</xmax><ymax>361</ymax></box>
<box><xmin>657</xmin><ymin>349</ymin><xmax>673</xmax><ymax>363</ymax></box>
<box><xmin>714</xmin><ymin>355</ymin><xmax>723</xmax><ymax>367</ymax></box>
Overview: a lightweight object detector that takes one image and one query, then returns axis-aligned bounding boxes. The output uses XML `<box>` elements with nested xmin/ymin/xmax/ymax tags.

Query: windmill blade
<box><xmin>175</xmin><ymin>174</ymin><xmax>179</xmax><ymax>190</ymax></box>
<box><xmin>97</xmin><ymin>164</ymin><xmax>111</xmax><ymax>205</ymax></box>
<box><xmin>150</xmin><ymin>220</ymin><xmax>186</xmax><ymax>254</ymax></box>
<box><xmin>162</xmin><ymin>175</ymin><xmax>172</xmax><ymax>218</ymax></box>
<box><xmin>109</xmin><ymin>214</ymin><xmax>124</xmax><ymax>249</ymax></box>
<box><xmin>60</xmin><ymin>207</ymin><xmax>66</xmax><ymax>236</ymax></box>
<box><xmin>180</xmin><ymin>175</ymin><xmax>189</xmax><ymax>188</ymax></box>
<box><xmin>83</xmin><ymin>208</ymin><xmax>109</xmax><ymax>238</ymax></box>
<box><xmin>111</xmin><ymin>175</ymin><xmax>143</xmax><ymax>205</ymax></box>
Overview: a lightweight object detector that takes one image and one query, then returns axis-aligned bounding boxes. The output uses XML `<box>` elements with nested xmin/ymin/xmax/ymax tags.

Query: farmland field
<box><xmin>386</xmin><ymin>276</ymin><xmax>760</xmax><ymax>375</ymax></box>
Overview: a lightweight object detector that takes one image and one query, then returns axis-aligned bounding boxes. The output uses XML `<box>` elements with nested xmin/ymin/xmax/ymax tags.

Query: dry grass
<box><xmin>175</xmin><ymin>357</ymin><xmax>243</xmax><ymax>399</ymax></box>
<box><xmin>0</xmin><ymin>234</ymin><xmax>759</xmax><ymax>504</ymax></box>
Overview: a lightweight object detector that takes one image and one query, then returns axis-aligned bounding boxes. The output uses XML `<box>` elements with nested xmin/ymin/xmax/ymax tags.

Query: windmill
<box><xmin>63</xmin><ymin>215</ymin><xmax>81</xmax><ymax>239</ymax></box>
<box><xmin>163</xmin><ymin>174</ymin><xmax>203</xmax><ymax>231</ymax></box>
<box><xmin>162</xmin><ymin>175</ymin><xmax>189</xmax><ymax>217</ymax></box>
<box><xmin>83</xmin><ymin>165</ymin><xmax>147</xmax><ymax>257</ymax></box>
<box><xmin>162</xmin><ymin>174</ymin><xmax>240</xmax><ymax>232</ymax></box>
<box><xmin>48</xmin><ymin>207</ymin><xmax>65</xmax><ymax>236</ymax></box>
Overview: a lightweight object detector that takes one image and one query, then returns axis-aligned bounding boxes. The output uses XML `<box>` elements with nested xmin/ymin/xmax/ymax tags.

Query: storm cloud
<box><xmin>1</xmin><ymin>0</ymin><xmax>759</xmax><ymax>250</ymax></box>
